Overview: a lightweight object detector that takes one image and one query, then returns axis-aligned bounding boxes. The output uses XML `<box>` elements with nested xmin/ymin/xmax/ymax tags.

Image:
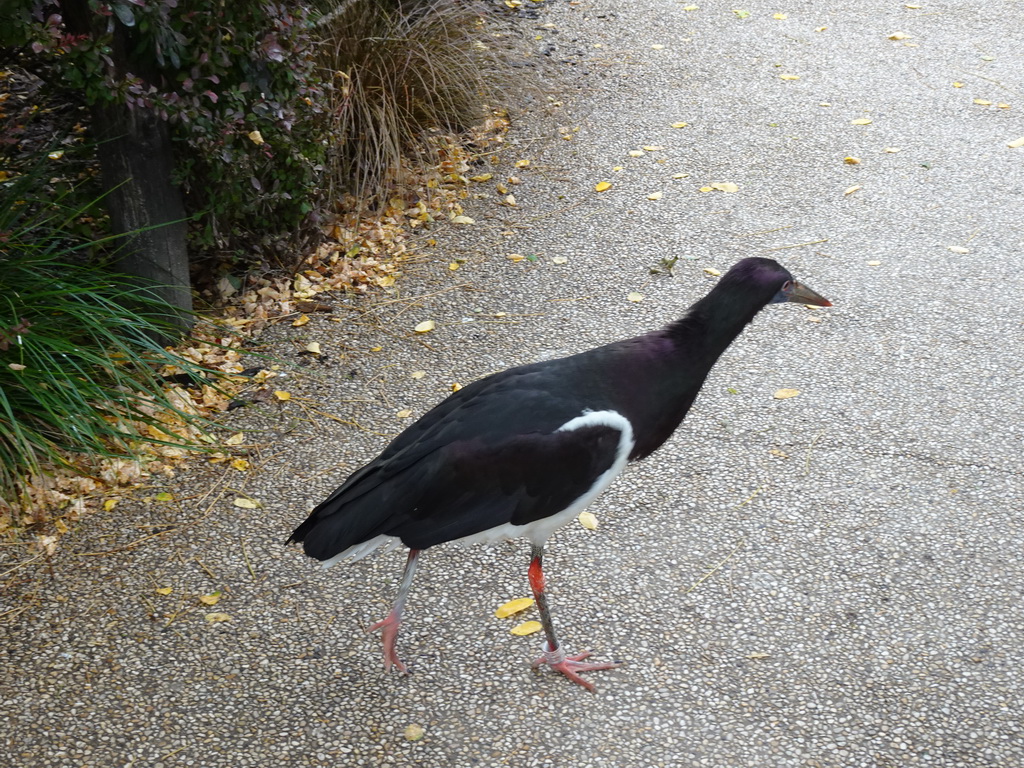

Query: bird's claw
<box><xmin>531</xmin><ymin>643</ymin><xmax>622</xmax><ymax>692</ymax></box>
<box><xmin>367</xmin><ymin>613</ymin><xmax>408</xmax><ymax>674</ymax></box>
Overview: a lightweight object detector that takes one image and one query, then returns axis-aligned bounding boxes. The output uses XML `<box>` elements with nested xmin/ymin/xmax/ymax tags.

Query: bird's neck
<box><xmin>622</xmin><ymin>288</ymin><xmax>769</xmax><ymax>461</ymax></box>
<box><xmin>665</xmin><ymin>287</ymin><xmax>767</xmax><ymax>362</ymax></box>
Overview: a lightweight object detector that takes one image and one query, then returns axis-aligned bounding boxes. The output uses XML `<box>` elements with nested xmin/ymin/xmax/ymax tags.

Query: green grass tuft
<box><xmin>0</xmin><ymin>159</ymin><xmax>215</xmax><ymax>511</ymax></box>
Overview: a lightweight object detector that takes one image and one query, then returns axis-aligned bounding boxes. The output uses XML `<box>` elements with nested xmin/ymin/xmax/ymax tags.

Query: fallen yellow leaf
<box><xmin>642</xmin><ymin>145</ymin><xmax>665</xmax><ymax>151</ymax></box>
<box><xmin>226</xmin><ymin>432</ymin><xmax>245</xmax><ymax>446</ymax></box>
<box><xmin>304</xmin><ymin>341</ymin><xmax>321</xmax><ymax>355</ymax></box>
<box><xmin>103</xmin><ymin>499</ymin><xmax>118</xmax><ymax>512</ymax></box>
<box><xmin>866</xmin><ymin>260</ymin><xmax>882</xmax><ymax>266</ymax></box>
<box><xmin>850</xmin><ymin>118</ymin><xmax>872</xmax><ymax>125</ymax></box>
<box><xmin>448</xmin><ymin>261</ymin><xmax>460</xmax><ymax>271</ymax></box>
<box><xmin>773</xmin><ymin>388</ymin><xmax>801</xmax><ymax>399</ymax></box>
<box><xmin>947</xmin><ymin>246</ymin><xmax>970</xmax><ymax>254</ymax></box>
<box><xmin>404</xmin><ymin>724</ymin><xmax>426</xmax><ymax>742</ymax></box>
<box><xmin>274</xmin><ymin>390</ymin><xmax>291</xmax><ymax>401</ymax></box>
<box><xmin>451</xmin><ymin>382</ymin><xmax>462</xmax><ymax>392</ymax></box>
<box><xmin>647</xmin><ymin>191</ymin><xmax>663</xmax><ymax>200</ymax></box>
<box><xmin>844</xmin><ymin>185</ymin><xmax>862</xmax><ymax>195</ymax></box>
<box><xmin>627</xmin><ymin>150</ymin><xmax>644</xmax><ymax>157</ymax></box>
<box><xmin>510</xmin><ymin>621</ymin><xmax>543</xmax><ymax>636</ymax></box>
<box><xmin>469</xmin><ymin>173</ymin><xmax>493</xmax><ymax>182</ymax></box>
<box><xmin>495</xmin><ymin>597</ymin><xmax>535</xmax><ymax>618</ymax></box>
<box><xmin>552</xmin><ymin>255</ymin><xmax>569</xmax><ymax>264</ymax></box>
<box><xmin>155</xmin><ymin>587</ymin><xmax>173</xmax><ymax>596</ymax></box>
<box><xmin>1007</xmin><ymin>136</ymin><xmax>1024</xmax><ymax>148</ymax></box>
<box><xmin>888</xmin><ymin>32</ymin><xmax>910</xmax><ymax>40</ymax></box>
<box><xmin>883</xmin><ymin>147</ymin><xmax>901</xmax><ymax>153</ymax></box>
<box><xmin>594</xmin><ymin>181</ymin><xmax>613</xmax><ymax>192</ymax></box>
<box><xmin>651</xmin><ymin>44</ymin><xmax>665</xmax><ymax>50</ymax></box>
<box><xmin>247</xmin><ymin>130</ymin><xmax>264</xmax><ymax>145</ymax></box>
<box><xmin>199</xmin><ymin>592</ymin><xmax>221</xmax><ymax>606</ymax></box>
<box><xmin>230</xmin><ymin>458</ymin><xmax>250</xmax><ymax>471</ymax></box>
<box><xmin>155</xmin><ymin>491</ymin><xmax>174</xmax><ymax>502</ymax></box>
<box><xmin>708</xmin><ymin>182</ymin><xmax>739</xmax><ymax>193</ymax></box>
<box><xmin>204</xmin><ymin>612</ymin><xmax>230</xmax><ymax>623</ymax></box>
<box><xmin>414</xmin><ymin>320</ymin><xmax>435</xmax><ymax>333</ymax></box>
<box><xmin>578</xmin><ymin>511</ymin><xmax>599</xmax><ymax>530</ymax></box>
<box><xmin>952</xmin><ymin>81</ymin><xmax>963</xmax><ymax>88</ymax></box>
<box><xmin>748</xmin><ymin>651</ymin><xmax>771</xmax><ymax>659</ymax></box>
<box><xmin>773</xmin><ymin>13</ymin><xmax>787</xmax><ymax>19</ymax></box>
<box><xmin>844</xmin><ymin>156</ymin><xmax>861</xmax><ymax>164</ymax></box>
<box><xmin>506</xmin><ymin>253</ymin><xmax>525</xmax><ymax>263</ymax></box>
<box><xmin>974</xmin><ymin>99</ymin><xmax>992</xmax><ymax>106</ymax></box>
<box><xmin>233</xmin><ymin>497</ymin><xmax>260</xmax><ymax>509</ymax></box>
<box><xmin>779</xmin><ymin>74</ymin><xmax>800</xmax><ymax>80</ymax></box>
<box><xmin>683</xmin><ymin>4</ymin><xmax>698</xmax><ymax>9</ymax></box>
<box><xmin>396</xmin><ymin>409</ymin><xmax>413</xmax><ymax>418</ymax></box>
<box><xmin>450</xmin><ymin>215</ymin><xmax>475</xmax><ymax>225</ymax></box>
<box><xmin>515</xmin><ymin>159</ymin><xmax>530</xmax><ymax>168</ymax></box>
<box><xmin>704</xmin><ymin>267</ymin><xmax>722</xmax><ymax>276</ymax></box>
<box><xmin>627</xmin><ymin>292</ymin><xmax>644</xmax><ymax>302</ymax></box>
<box><xmin>671</xmin><ymin>121</ymin><xmax>689</xmax><ymax>128</ymax></box>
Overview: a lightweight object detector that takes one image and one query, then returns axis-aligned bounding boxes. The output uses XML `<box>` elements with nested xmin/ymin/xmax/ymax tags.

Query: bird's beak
<box><xmin>786</xmin><ymin>281</ymin><xmax>832</xmax><ymax>307</ymax></box>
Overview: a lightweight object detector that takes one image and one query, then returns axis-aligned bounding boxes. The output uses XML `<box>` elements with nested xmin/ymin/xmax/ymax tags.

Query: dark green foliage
<box><xmin>12</xmin><ymin>1</ymin><xmax>327</xmax><ymax>256</ymax></box>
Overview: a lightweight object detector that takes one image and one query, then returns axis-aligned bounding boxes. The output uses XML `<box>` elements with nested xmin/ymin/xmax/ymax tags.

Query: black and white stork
<box><xmin>289</xmin><ymin>257</ymin><xmax>831</xmax><ymax>690</ymax></box>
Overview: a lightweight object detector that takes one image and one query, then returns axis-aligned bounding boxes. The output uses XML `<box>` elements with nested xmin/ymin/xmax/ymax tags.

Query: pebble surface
<box><xmin>3</xmin><ymin>1</ymin><xmax>1023</xmax><ymax>766</ymax></box>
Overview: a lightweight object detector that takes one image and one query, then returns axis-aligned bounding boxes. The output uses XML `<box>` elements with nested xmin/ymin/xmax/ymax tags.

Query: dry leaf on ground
<box><xmin>510</xmin><ymin>621</ymin><xmax>543</xmax><ymax>636</ymax></box>
<box><xmin>495</xmin><ymin>598</ymin><xmax>535</xmax><ymax>618</ymax></box>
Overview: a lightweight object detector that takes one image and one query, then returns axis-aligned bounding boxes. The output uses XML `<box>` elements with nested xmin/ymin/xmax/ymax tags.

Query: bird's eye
<box><xmin>781</xmin><ymin>280</ymin><xmax>794</xmax><ymax>293</ymax></box>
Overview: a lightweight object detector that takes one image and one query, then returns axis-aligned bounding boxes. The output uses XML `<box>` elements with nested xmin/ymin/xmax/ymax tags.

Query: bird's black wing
<box><xmin>290</xmin><ymin>384</ymin><xmax>625</xmax><ymax>559</ymax></box>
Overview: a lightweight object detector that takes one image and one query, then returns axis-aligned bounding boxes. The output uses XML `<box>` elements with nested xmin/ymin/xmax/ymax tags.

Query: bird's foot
<box><xmin>367</xmin><ymin>612</ymin><xmax>408</xmax><ymax>674</ymax></box>
<box><xmin>531</xmin><ymin>641</ymin><xmax>622</xmax><ymax>692</ymax></box>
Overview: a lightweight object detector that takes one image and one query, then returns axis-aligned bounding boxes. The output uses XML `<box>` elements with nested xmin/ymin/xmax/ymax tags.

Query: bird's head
<box><xmin>723</xmin><ymin>257</ymin><xmax>832</xmax><ymax>308</ymax></box>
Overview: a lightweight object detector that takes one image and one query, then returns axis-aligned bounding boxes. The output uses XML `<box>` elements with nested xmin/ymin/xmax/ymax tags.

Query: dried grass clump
<box><xmin>316</xmin><ymin>0</ymin><xmax>514</xmax><ymax>200</ymax></box>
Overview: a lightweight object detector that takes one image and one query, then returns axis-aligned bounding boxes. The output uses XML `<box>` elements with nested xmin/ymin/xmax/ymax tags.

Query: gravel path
<box><xmin>3</xmin><ymin>1</ymin><xmax>1023</xmax><ymax>766</ymax></box>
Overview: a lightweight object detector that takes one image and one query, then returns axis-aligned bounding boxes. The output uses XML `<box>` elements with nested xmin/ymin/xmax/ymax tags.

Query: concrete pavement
<box><xmin>2</xmin><ymin>1</ymin><xmax>1023</xmax><ymax>766</ymax></box>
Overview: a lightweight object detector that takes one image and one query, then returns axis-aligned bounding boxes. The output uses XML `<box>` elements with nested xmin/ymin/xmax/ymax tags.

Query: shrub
<box><xmin>8</xmin><ymin>1</ymin><xmax>327</xmax><ymax>258</ymax></box>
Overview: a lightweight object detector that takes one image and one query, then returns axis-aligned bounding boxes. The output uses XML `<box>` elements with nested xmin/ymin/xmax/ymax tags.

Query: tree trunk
<box><xmin>93</xmin><ymin>101</ymin><xmax>193</xmax><ymax>335</ymax></box>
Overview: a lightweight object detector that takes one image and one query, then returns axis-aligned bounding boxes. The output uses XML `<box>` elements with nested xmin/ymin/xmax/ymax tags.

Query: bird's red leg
<box><xmin>367</xmin><ymin>548</ymin><xmax>420</xmax><ymax>674</ymax></box>
<box><xmin>527</xmin><ymin>544</ymin><xmax>622</xmax><ymax>692</ymax></box>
